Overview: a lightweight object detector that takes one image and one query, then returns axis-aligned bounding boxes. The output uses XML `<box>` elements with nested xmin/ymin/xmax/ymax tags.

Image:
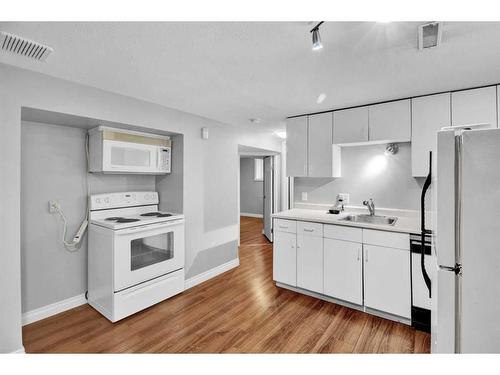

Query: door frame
<box><xmin>237</xmin><ymin>148</ymin><xmax>281</xmax><ymax>246</ymax></box>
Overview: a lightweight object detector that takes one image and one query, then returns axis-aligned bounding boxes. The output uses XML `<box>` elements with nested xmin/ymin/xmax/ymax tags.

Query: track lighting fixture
<box><xmin>310</xmin><ymin>21</ymin><xmax>324</xmax><ymax>51</ymax></box>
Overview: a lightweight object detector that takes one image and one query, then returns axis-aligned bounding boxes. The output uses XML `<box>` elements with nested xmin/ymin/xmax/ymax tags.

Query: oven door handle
<box><xmin>115</xmin><ymin>220</ymin><xmax>183</xmax><ymax>235</ymax></box>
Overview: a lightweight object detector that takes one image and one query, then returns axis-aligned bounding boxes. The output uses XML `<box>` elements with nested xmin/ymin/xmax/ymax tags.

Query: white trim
<box><xmin>184</xmin><ymin>258</ymin><xmax>239</xmax><ymax>290</ymax></box>
<box><xmin>240</xmin><ymin>212</ymin><xmax>263</xmax><ymax>218</ymax></box>
<box><xmin>10</xmin><ymin>347</ymin><xmax>25</xmax><ymax>354</ymax></box>
<box><xmin>22</xmin><ymin>293</ymin><xmax>87</xmax><ymax>326</ymax></box>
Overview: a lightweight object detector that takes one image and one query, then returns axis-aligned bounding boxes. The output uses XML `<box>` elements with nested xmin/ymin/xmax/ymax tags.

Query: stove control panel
<box><xmin>90</xmin><ymin>191</ymin><xmax>159</xmax><ymax>210</ymax></box>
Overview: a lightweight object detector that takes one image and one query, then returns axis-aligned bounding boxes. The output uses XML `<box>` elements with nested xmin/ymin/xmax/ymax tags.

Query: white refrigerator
<box><xmin>432</xmin><ymin>126</ymin><xmax>500</xmax><ymax>353</ymax></box>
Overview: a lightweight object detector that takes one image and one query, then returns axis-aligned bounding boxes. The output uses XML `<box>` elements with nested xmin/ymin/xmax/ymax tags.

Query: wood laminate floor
<box><xmin>22</xmin><ymin>216</ymin><xmax>430</xmax><ymax>353</ymax></box>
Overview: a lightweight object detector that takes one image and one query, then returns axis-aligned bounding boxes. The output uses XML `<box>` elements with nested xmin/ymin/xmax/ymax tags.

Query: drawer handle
<box><xmin>279</xmin><ymin>225</ymin><xmax>289</xmax><ymax>229</ymax></box>
<box><xmin>303</xmin><ymin>228</ymin><xmax>314</xmax><ymax>232</ymax></box>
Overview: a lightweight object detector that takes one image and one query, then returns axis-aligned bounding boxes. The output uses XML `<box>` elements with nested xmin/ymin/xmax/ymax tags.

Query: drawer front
<box><xmin>324</xmin><ymin>224</ymin><xmax>362</xmax><ymax>243</ymax></box>
<box><xmin>297</xmin><ymin>221</ymin><xmax>323</xmax><ymax>237</ymax></box>
<box><xmin>362</xmin><ymin>229</ymin><xmax>409</xmax><ymax>250</ymax></box>
<box><xmin>114</xmin><ymin>269</ymin><xmax>184</xmax><ymax>322</ymax></box>
<box><xmin>274</xmin><ymin>218</ymin><xmax>297</xmax><ymax>234</ymax></box>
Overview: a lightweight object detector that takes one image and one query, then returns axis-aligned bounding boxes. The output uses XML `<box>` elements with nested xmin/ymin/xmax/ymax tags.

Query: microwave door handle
<box><xmin>155</xmin><ymin>148</ymin><xmax>160</xmax><ymax>171</ymax></box>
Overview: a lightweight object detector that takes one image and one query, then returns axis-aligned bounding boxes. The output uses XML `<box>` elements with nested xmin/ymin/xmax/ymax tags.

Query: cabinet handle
<box><xmin>357</xmin><ymin>248</ymin><xmax>360</xmax><ymax>261</ymax></box>
<box><xmin>303</xmin><ymin>228</ymin><xmax>314</xmax><ymax>232</ymax></box>
<box><xmin>365</xmin><ymin>248</ymin><xmax>368</xmax><ymax>263</ymax></box>
<box><xmin>279</xmin><ymin>225</ymin><xmax>288</xmax><ymax>229</ymax></box>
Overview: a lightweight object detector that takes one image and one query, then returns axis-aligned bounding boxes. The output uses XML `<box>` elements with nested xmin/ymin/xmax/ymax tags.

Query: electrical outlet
<box><xmin>301</xmin><ymin>192</ymin><xmax>308</xmax><ymax>201</ymax></box>
<box><xmin>338</xmin><ymin>193</ymin><xmax>350</xmax><ymax>204</ymax></box>
<box><xmin>49</xmin><ymin>200</ymin><xmax>60</xmax><ymax>213</ymax></box>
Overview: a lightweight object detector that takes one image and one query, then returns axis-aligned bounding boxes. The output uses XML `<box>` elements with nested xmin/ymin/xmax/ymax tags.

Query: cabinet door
<box><xmin>451</xmin><ymin>86</ymin><xmax>497</xmax><ymax>128</ymax></box>
<box><xmin>323</xmin><ymin>238</ymin><xmax>363</xmax><ymax>305</ymax></box>
<box><xmin>286</xmin><ymin>116</ymin><xmax>308</xmax><ymax>176</ymax></box>
<box><xmin>273</xmin><ymin>231</ymin><xmax>296</xmax><ymax>286</ymax></box>
<box><xmin>364</xmin><ymin>244</ymin><xmax>411</xmax><ymax>318</ymax></box>
<box><xmin>297</xmin><ymin>234</ymin><xmax>323</xmax><ymax>293</ymax></box>
<box><xmin>411</xmin><ymin>93</ymin><xmax>451</xmax><ymax>177</ymax></box>
<box><xmin>333</xmin><ymin>107</ymin><xmax>369</xmax><ymax>144</ymax></box>
<box><xmin>369</xmin><ymin>99</ymin><xmax>411</xmax><ymax>141</ymax></box>
<box><xmin>308</xmin><ymin>112</ymin><xmax>333</xmax><ymax>177</ymax></box>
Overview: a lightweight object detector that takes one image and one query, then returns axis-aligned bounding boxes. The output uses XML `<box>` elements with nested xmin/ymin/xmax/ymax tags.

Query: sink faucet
<box><xmin>363</xmin><ymin>198</ymin><xmax>375</xmax><ymax>216</ymax></box>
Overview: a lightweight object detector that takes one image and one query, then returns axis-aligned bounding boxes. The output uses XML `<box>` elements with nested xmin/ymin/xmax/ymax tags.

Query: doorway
<box><xmin>238</xmin><ymin>145</ymin><xmax>281</xmax><ymax>244</ymax></box>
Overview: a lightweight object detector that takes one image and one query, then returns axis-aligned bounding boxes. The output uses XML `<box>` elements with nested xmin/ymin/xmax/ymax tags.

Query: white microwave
<box><xmin>89</xmin><ymin>126</ymin><xmax>171</xmax><ymax>174</ymax></box>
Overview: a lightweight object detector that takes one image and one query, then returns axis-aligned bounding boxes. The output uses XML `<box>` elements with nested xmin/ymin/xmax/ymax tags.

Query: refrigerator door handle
<box><xmin>421</xmin><ymin>151</ymin><xmax>433</xmax><ymax>298</ymax></box>
<box><xmin>440</xmin><ymin>264</ymin><xmax>463</xmax><ymax>276</ymax></box>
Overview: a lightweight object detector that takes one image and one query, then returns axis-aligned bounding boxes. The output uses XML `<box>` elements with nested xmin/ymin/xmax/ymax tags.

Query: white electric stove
<box><xmin>88</xmin><ymin>191</ymin><xmax>185</xmax><ymax>322</ymax></box>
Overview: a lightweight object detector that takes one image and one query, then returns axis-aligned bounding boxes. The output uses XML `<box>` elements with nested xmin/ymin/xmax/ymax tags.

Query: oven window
<box><xmin>130</xmin><ymin>232</ymin><xmax>174</xmax><ymax>271</ymax></box>
<box><xmin>111</xmin><ymin>147</ymin><xmax>151</xmax><ymax>167</ymax></box>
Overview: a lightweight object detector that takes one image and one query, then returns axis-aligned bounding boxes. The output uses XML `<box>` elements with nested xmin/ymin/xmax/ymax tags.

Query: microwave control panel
<box><xmin>159</xmin><ymin>147</ymin><xmax>171</xmax><ymax>173</ymax></box>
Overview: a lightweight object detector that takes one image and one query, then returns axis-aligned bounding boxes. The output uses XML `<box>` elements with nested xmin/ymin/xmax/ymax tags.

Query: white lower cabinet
<box><xmin>297</xmin><ymin>233</ymin><xmax>323</xmax><ymax>293</ymax></box>
<box><xmin>323</xmin><ymin>238</ymin><xmax>363</xmax><ymax>305</ymax></box>
<box><xmin>363</xmin><ymin>244</ymin><xmax>411</xmax><ymax>318</ymax></box>
<box><xmin>273</xmin><ymin>220</ymin><xmax>411</xmax><ymax>321</ymax></box>
<box><xmin>273</xmin><ymin>230</ymin><xmax>297</xmax><ymax>286</ymax></box>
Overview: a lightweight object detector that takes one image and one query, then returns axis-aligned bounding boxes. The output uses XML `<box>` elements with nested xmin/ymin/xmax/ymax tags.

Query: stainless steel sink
<box><xmin>339</xmin><ymin>214</ymin><xmax>398</xmax><ymax>226</ymax></box>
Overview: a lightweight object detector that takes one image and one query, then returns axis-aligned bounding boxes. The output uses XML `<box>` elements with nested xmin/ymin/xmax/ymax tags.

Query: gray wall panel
<box><xmin>240</xmin><ymin>158</ymin><xmax>263</xmax><ymax>215</ymax></box>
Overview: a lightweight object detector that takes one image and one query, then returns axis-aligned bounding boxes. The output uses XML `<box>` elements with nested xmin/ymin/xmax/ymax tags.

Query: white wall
<box><xmin>0</xmin><ymin>62</ymin><xmax>282</xmax><ymax>353</ymax></box>
<box><xmin>240</xmin><ymin>158</ymin><xmax>264</xmax><ymax>215</ymax></box>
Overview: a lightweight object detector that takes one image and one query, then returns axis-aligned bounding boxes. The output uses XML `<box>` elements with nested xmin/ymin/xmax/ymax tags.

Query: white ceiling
<box><xmin>2</xmin><ymin>22</ymin><xmax>500</xmax><ymax>132</ymax></box>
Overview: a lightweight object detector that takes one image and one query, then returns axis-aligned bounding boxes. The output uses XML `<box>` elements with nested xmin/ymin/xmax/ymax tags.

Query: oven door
<box><xmin>113</xmin><ymin>220</ymin><xmax>185</xmax><ymax>291</ymax></box>
<box><xmin>102</xmin><ymin>139</ymin><xmax>159</xmax><ymax>174</ymax></box>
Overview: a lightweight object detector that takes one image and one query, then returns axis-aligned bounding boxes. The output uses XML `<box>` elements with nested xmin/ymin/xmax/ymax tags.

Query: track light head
<box><xmin>312</xmin><ymin>29</ymin><xmax>323</xmax><ymax>51</ymax></box>
<box><xmin>310</xmin><ymin>21</ymin><xmax>324</xmax><ymax>51</ymax></box>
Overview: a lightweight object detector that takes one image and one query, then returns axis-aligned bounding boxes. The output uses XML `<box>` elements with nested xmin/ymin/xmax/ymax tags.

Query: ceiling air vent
<box><xmin>0</xmin><ymin>31</ymin><xmax>53</xmax><ymax>61</ymax></box>
<box><xmin>418</xmin><ymin>22</ymin><xmax>442</xmax><ymax>50</ymax></box>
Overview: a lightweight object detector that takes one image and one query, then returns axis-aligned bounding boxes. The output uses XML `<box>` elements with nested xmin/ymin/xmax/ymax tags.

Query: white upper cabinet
<box><xmin>368</xmin><ymin>99</ymin><xmax>411</xmax><ymax>142</ymax></box>
<box><xmin>308</xmin><ymin>113</ymin><xmax>335</xmax><ymax>177</ymax></box>
<box><xmin>333</xmin><ymin>107</ymin><xmax>369</xmax><ymax>144</ymax></box>
<box><xmin>287</xmin><ymin>113</ymin><xmax>340</xmax><ymax>177</ymax></box>
<box><xmin>411</xmin><ymin>93</ymin><xmax>451</xmax><ymax>177</ymax></box>
<box><xmin>451</xmin><ymin>86</ymin><xmax>497</xmax><ymax>128</ymax></box>
<box><xmin>286</xmin><ymin>116</ymin><xmax>308</xmax><ymax>177</ymax></box>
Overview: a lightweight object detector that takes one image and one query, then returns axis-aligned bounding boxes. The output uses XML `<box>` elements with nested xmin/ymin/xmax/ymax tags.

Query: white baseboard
<box><xmin>22</xmin><ymin>293</ymin><xmax>87</xmax><ymax>326</ymax></box>
<box><xmin>185</xmin><ymin>258</ymin><xmax>239</xmax><ymax>290</ymax></box>
<box><xmin>240</xmin><ymin>212</ymin><xmax>263</xmax><ymax>218</ymax></box>
<box><xmin>10</xmin><ymin>346</ymin><xmax>25</xmax><ymax>354</ymax></box>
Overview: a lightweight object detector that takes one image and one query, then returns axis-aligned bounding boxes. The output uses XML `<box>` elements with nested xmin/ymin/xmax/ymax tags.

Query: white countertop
<box><xmin>272</xmin><ymin>208</ymin><xmax>421</xmax><ymax>234</ymax></box>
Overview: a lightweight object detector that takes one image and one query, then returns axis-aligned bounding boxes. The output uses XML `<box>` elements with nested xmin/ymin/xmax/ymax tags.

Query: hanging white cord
<box><xmin>54</xmin><ymin>133</ymin><xmax>90</xmax><ymax>252</ymax></box>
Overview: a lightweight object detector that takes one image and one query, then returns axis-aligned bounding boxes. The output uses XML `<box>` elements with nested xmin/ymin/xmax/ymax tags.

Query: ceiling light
<box><xmin>316</xmin><ymin>93</ymin><xmax>327</xmax><ymax>104</ymax></box>
<box><xmin>274</xmin><ymin>130</ymin><xmax>287</xmax><ymax>139</ymax></box>
<box><xmin>310</xmin><ymin>22</ymin><xmax>324</xmax><ymax>51</ymax></box>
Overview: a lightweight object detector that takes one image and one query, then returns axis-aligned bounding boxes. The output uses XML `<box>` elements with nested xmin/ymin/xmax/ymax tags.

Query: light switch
<box><xmin>301</xmin><ymin>192</ymin><xmax>308</xmax><ymax>201</ymax></box>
